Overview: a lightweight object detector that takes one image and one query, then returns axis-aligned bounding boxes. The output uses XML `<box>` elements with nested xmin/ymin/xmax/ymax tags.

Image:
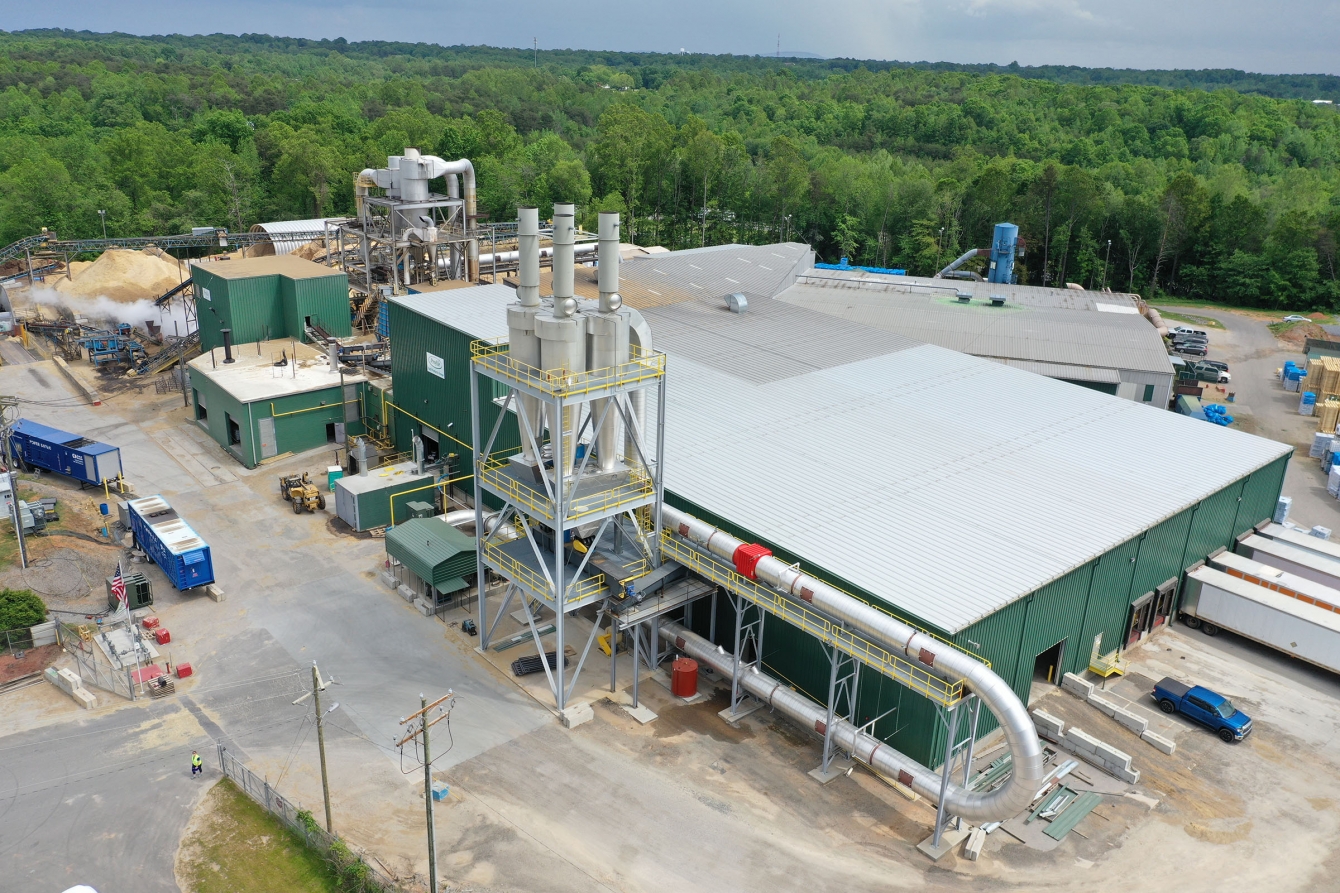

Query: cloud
<box><xmin>963</xmin><ymin>0</ymin><xmax>1097</xmax><ymax>20</ymax></box>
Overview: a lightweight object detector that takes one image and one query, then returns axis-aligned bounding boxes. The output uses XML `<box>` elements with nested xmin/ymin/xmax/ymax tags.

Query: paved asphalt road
<box><xmin>0</xmin><ymin>361</ymin><xmax>550</xmax><ymax>893</ymax></box>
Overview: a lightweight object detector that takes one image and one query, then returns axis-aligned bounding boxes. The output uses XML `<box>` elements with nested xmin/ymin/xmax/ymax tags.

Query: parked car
<box><xmin>1175</xmin><ymin>343</ymin><xmax>1208</xmax><ymax>357</ymax></box>
<box><xmin>1170</xmin><ymin>326</ymin><xmax>1208</xmax><ymax>339</ymax></box>
<box><xmin>1201</xmin><ymin>360</ymin><xmax>1229</xmax><ymax>372</ymax></box>
<box><xmin>1282</xmin><ymin>315</ymin><xmax>1309</xmax><ymax>323</ymax></box>
<box><xmin>1153</xmin><ymin>677</ymin><xmax>1253</xmax><ymax>743</ymax></box>
<box><xmin>1193</xmin><ymin>362</ymin><xmax>1230</xmax><ymax>383</ymax></box>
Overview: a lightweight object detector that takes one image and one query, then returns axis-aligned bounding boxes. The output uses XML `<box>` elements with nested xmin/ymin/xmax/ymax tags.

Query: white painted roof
<box><xmin>187</xmin><ymin>340</ymin><xmax>364</xmax><ymax>404</ymax></box>
<box><xmin>391</xmin><ymin>272</ymin><xmax>1290</xmax><ymax>634</ymax></box>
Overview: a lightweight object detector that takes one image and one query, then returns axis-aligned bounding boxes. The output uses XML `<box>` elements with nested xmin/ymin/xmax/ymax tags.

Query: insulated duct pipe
<box><xmin>436</xmin><ymin>242</ymin><xmax>597</xmax><ymax>273</ymax></box>
<box><xmin>934</xmin><ymin>248</ymin><xmax>990</xmax><ymax>279</ymax></box>
<box><xmin>516</xmin><ymin>208</ymin><xmax>541</xmax><ymax>309</ymax></box>
<box><xmin>551</xmin><ymin>204</ymin><xmax>576</xmax><ymax>318</ymax></box>
<box><xmin>659</xmin><ymin>621</ymin><xmax>1024</xmax><ymax>822</ymax></box>
<box><xmin>623</xmin><ymin>308</ymin><xmax>652</xmax><ymax>466</ymax></box>
<box><xmin>537</xmin><ymin>204</ymin><xmax>583</xmax><ymax>472</ymax></box>
<box><xmin>660</xmin><ymin>505</ymin><xmax>1045</xmax><ymax>821</ymax></box>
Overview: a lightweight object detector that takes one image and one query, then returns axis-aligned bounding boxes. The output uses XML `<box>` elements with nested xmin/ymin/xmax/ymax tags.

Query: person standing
<box><xmin>191</xmin><ymin>751</ymin><xmax>203</xmax><ymax>777</ymax></box>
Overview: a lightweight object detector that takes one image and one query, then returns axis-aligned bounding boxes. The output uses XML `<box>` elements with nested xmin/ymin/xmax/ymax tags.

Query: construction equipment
<box><xmin>279</xmin><ymin>472</ymin><xmax>326</xmax><ymax>513</ymax></box>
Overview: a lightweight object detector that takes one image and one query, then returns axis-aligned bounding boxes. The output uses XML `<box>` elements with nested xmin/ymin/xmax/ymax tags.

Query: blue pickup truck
<box><xmin>1153</xmin><ymin>678</ymin><xmax>1252</xmax><ymax>743</ymax></box>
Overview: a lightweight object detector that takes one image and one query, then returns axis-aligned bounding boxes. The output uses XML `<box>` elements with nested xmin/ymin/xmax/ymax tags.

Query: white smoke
<box><xmin>28</xmin><ymin>287</ymin><xmax>194</xmax><ymax>339</ymax></box>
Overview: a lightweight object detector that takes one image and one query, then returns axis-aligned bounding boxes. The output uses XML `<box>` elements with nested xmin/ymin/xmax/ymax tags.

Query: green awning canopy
<box><xmin>385</xmin><ymin>518</ymin><xmax>476</xmax><ymax>591</ymax></box>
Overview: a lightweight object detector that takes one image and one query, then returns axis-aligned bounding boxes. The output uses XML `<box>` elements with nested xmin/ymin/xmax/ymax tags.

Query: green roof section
<box><xmin>385</xmin><ymin>518</ymin><xmax>477</xmax><ymax>592</ymax></box>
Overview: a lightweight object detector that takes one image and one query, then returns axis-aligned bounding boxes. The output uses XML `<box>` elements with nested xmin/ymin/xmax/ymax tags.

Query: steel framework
<box><xmin>469</xmin><ymin>338</ymin><xmax>668</xmax><ymax>711</ymax></box>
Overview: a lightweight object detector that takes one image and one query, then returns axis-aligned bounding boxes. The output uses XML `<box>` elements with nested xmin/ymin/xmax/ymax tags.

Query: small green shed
<box><xmin>385</xmin><ymin>517</ymin><xmax>477</xmax><ymax>610</ymax></box>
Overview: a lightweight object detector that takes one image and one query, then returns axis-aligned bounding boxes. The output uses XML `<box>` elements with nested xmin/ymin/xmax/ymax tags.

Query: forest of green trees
<box><xmin>2</xmin><ymin>30</ymin><xmax>1339</xmax><ymax>308</ymax></box>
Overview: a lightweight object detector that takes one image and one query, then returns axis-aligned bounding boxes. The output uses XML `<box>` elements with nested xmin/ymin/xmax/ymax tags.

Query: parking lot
<box><xmin>3</xmin><ymin>316</ymin><xmax>1340</xmax><ymax>891</ymax></box>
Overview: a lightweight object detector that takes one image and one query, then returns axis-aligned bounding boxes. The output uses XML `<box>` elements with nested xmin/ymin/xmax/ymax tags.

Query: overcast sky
<box><xmin>4</xmin><ymin>0</ymin><xmax>1339</xmax><ymax>75</ymax></box>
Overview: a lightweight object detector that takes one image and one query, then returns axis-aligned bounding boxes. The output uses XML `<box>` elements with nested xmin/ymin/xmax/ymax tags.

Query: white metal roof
<box><xmin>247</xmin><ymin>218</ymin><xmax>348</xmax><ymax>255</ymax></box>
<box><xmin>390</xmin><ymin>268</ymin><xmax>1290</xmax><ymax>634</ymax></box>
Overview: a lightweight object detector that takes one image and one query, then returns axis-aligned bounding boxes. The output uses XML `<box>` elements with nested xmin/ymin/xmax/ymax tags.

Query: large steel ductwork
<box><xmin>660</xmin><ymin>505</ymin><xmax>1045</xmax><ymax>822</ymax></box>
<box><xmin>359</xmin><ymin>149</ymin><xmax>479</xmax><ymax>281</ymax></box>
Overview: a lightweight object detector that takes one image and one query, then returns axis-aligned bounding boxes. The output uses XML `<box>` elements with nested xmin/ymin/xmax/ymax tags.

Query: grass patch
<box><xmin>178</xmin><ymin>778</ymin><xmax>340</xmax><ymax>893</ymax></box>
<box><xmin>1268</xmin><ymin>320</ymin><xmax>1307</xmax><ymax>336</ymax></box>
<box><xmin>1158</xmin><ymin>309</ymin><xmax>1224</xmax><ymax>329</ymax></box>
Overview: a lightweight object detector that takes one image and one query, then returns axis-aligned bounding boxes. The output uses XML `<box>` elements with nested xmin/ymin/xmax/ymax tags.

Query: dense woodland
<box><xmin>2</xmin><ymin>30</ymin><xmax>1340</xmax><ymax>308</ymax></box>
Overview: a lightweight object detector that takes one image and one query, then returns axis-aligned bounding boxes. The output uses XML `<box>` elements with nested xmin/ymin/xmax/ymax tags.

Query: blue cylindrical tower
<box><xmin>988</xmin><ymin>222</ymin><xmax>1018</xmax><ymax>284</ymax></box>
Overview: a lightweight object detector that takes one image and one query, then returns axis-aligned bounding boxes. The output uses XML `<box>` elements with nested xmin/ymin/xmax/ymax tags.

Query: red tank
<box><xmin>671</xmin><ymin>657</ymin><xmax>699</xmax><ymax>698</ymax></box>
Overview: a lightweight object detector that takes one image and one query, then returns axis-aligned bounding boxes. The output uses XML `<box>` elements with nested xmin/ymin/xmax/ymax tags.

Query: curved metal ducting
<box><xmin>360</xmin><ymin>149</ymin><xmax>479</xmax><ymax>280</ymax></box>
<box><xmin>660</xmin><ymin>505</ymin><xmax>1045</xmax><ymax>822</ymax></box>
<box><xmin>935</xmin><ymin>248</ymin><xmax>989</xmax><ymax>279</ymax></box>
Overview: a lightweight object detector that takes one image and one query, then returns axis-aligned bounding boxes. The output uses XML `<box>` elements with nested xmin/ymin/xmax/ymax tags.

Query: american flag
<box><xmin>111</xmin><ymin>563</ymin><xmax>127</xmax><ymax>614</ymax></box>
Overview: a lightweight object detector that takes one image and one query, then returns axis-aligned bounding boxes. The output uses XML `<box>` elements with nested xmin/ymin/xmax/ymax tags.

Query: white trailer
<box><xmin>1258</xmin><ymin>523</ymin><xmax>1340</xmax><ymax>565</ymax></box>
<box><xmin>1237</xmin><ymin>534</ymin><xmax>1340</xmax><ymax>591</ymax></box>
<box><xmin>1209</xmin><ymin>550</ymin><xmax>1340</xmax><ymax>612</ymax></box>
<box><xmin>1181</xmin><ymin>566</ymin><xmax>1340</xmax><ymax>675</ymax></box>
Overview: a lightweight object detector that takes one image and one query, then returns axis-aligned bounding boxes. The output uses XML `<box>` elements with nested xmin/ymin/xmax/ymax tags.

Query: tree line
<box><xmin>1</xmin><ymin>30</ymin><xmax>1338</xmax><ymax>308</ymax></box>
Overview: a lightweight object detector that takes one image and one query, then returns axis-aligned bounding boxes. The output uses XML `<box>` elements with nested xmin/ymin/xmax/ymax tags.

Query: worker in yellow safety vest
<box><xmin>191</xmin><ymin>751</ymin><xmax>203</xmax><ymax>776</ymax></box>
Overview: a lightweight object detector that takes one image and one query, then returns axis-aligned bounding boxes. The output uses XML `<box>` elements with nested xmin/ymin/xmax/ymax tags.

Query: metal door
<box><xmin>333</xmin><ymin>422</ymin><xmax>347</xmax><ymax>445</ymax></box>
<box><xmin>258</xmin><ymin>417</ymin><xmax>278</xmax><ymax>459</ymax></box>
<box><xmin>343</xmin><ymin>385</ymin><xmax>359</xmax><ymax>423</ymax></box>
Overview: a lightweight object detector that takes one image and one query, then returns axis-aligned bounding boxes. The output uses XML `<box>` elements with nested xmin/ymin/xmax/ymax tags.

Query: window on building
<box><xmin>225</xmin><ymin>414</ymin><xmax>242</xmax><ymax>446</ymax></box>
<box><xmin>1143</xmin><ymin>384</ymin><xmax>1156</xmax><ymax>403</ymax></box>
<box><xmin>194</xmin><ymin>390</ymin><xmax>208</xmax><ymax>421</ymax></box>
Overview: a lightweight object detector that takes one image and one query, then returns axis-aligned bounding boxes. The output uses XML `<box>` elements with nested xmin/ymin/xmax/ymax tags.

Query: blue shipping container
<box><xmin>11</xmin><ymin>419</ymin><xmax>123</xmax><ymax>487</ymax></box>
<box><xmin>126</xmin><ymin>495</ymin><xmax>215</xmax><ymax>590</ymax></box>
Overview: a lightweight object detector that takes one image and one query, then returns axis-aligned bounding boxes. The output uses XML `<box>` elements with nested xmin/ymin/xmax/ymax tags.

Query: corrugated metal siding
<box><xmin>356</xmin><ymin>476</ymin><xmax>433</xmax><ymax>531</ymax></box>
<box><xmin>385</xmin><ymin>519</ymin><xmax>475</xmax><ymax>588</ymax></box>
<box><xmin>266</xmin><ymin>387</ymin><xmax>360</xmax><ymax>461</ymax></box>
<box><xmin>386</xmin><ymin>300</ymin><xmax>520</xmax><ymax>493</ymax></box>
<box><xmin>287</xmin><ymin>276</ymin><xmax>352</xmax><ymax>341</ymax></box>
<box><xmin>1078</xmin><ymin>537</ymin><xmax>1142</xmax><ymax>658</ymax></box>
<box><xmin>1184</xmin><ymin>480</ymin><xmax>1247</xmax><ymax>570</ymax></box>
<box><xmin>196</xmin><ymin>268</ymin><xmax>284</xmax><ymax>350</ymax></box>
<box><xmin>1236</xmin><ymin>455</ymin><xmax>1290</xmax><ymax>535</ymax></box>
<box><xmin>191</xmin><ymin>372</ymin><xmax>252</xmax><ymax>465</ymax></box>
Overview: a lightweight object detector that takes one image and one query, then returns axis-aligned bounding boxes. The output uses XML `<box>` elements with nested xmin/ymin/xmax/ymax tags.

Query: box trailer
<box><xmin>1237</xmin><ymin>534</ymin><xmax>1340</xmax><ymax>591</ymax></box>
<box><xmin>10</xmin><ymin>419</ymin><xmax>123</xmax><ymax>487</ymax></box>
<box><xmin>1181</xmin><ymin>566</ymin><xmax>1340</xmax><ymax>675</ymax></box>
<box><xmin>1209</xmin><ymin>549</ymin><xmax>1340</xmax><ymax>612</ymax></box>
<box><xmin>126</xmin><ymin>495</ymin><xmax>215</xmax><ymax>590</ymax></box>
<box><xmin>1257</xmin><ymin>522</ymin><xmax>1340</xmax><ymax>565</ymax></box>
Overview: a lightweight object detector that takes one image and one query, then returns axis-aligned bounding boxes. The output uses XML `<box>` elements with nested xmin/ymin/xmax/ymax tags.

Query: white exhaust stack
<box><xmin>588</xmin><ymin>211</ymin><xmax>629</xmax><ymax>472</ymax></box>
<box><xmin>507</xmin><ymin>207</ymin><xmax>544</xmax><ymax>461</ymax></box>
<box><xmin>536</xmin><ymin>203</ymin><xmax>584</xmax><ymax>473</ymax></box>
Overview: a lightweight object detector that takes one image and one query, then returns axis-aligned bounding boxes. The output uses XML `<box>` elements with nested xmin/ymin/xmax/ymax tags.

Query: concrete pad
<box><xmin>621</xmin><ymin>703</ymin><xmax>659</xmax><ymax>724</ymax></box>
<box><xmin>916</xmin><ymin>827</ymin><xmax>970</xmax><ymax>861</ymax></box>
<box><xmin>807</xmin><ymin>758</ymin><xmax>853</xmax><ymax>785</ymax></box>
<box><xmin>652</xmin><ymin>668</ymin><xmax>704</xmax><ymax>704</ymax></box>
<box><xmin>718</xmin><ymin>700</ymin><xmax>766</xmax><ymax>724</ymax></box>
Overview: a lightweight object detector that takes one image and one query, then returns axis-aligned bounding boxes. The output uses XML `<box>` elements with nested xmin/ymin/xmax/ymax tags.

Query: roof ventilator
<box><xmin>988</xmin><ymin>294</ymin><xmax>1008</xmax><ymax>307</ymax></box>
<box><xmin>956</xmin><ymin>290</ymin><xmax>972</xmax><ymax>303</ymax></box>
<box><xmin>726</xmin><ymin>293</ymin><xmax>748</xmax><ymax>313</ymax></box>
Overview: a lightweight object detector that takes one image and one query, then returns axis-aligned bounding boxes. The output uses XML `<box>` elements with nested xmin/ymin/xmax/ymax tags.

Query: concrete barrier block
<box><xmin>398</xmin><ymin>584</ymin><xmax>416</xmax><ymax>602</ymax></box>
<box><xmin>1141</xmin><ymin>730</ymin><xmax>1177</xmax><ymax>755</ymax></box>
<box><xmin>1062</xmin><ymin>672</ymin><xmax>1094</xmax><ymax>699</ymax></box>
<box><xmin>962</xmin><ymin>827</ymin><xmax>986</xmax><ymax>861</ymax></box>
<box><xmin>72</xmin><ymin>688</ymin><xmax>97</xmax><ymax>710</ymax></box>
<box><xmin>1031</xmin><ymin>709</ymin><xmax>1065</xmax><ymax>739</ymax></box>
<box><xmin>414</xmin><ymin>597</ymin><xmax>433</xmax><ymax>616</ymax></box>
<box><xmin>380</xmin><ymin>571</ymin><xmax>398</xmax><ymax>590</ymax></box>
<box><xmin>1113</xmin><ymin>708</ymin><xmax>1149</xmax><ymax>736</ymax></box>
<box><xmin>1116</xmin><ymin>766</ymin><xmax>1141</xmax><ymax>784</ymax></box>
<box><xmin>1087</xmin><ymin>694</ymin><xmax>1118</xmax><ymax>717</ymax></box>
<box><xmin>560</xmin><ymin>701</ymin><xmax>594</xmax><ymax>729</ymax></box>
<box><xmin>1064</xmin><ymin>727</ymin><xmax>1100</xmax><ymax>754</ymax></box>
<box><xmin>44</xmin><ymin>667</ymin><xmax>61</xmax><ymax>687</ymax></box>
<box><xmin>1093</xmin><ymin>742</ymin><xmax>1133</xmax><ymax>770</ymax></box>
<box><xmin>56</xmin><ymin>668</ymin><xmax>82</xmax><ymax>695</ymax></box>
<box><xmin>206</xmin><ymin>584</ymin><xmax>226</xmax><ymax>602</ymax></box>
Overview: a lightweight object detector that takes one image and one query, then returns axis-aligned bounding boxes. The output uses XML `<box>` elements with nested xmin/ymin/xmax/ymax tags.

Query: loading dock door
<box><xmin>258</xmin><ymin>417</ymin><xmax>278</xmax><ymax>459</ymax></box>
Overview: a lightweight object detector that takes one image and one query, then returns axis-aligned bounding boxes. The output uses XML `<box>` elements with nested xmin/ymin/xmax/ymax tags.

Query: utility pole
<box><xmin>1102</xmin><ymin>239</ymin><xmax>1112</xmax><ymax>290</ymax></box>
<box><xmin>293</xmin><ymin>661</ymin><xmax>339</xmax><ymax>833</ymax></box>
<box><xmin>533</xmin><ymin>38</ymin><xmax>537</xmax><ymax>67</ymax></box>
<box><xmin>398</xmin><ymin>691</ymin><xmax>455</xmax><ymax>893</ymax></box>
<box><xmin>0</xmin><ymin>397</ymin><xmax>29</xmax><ymax>569</ymax></box>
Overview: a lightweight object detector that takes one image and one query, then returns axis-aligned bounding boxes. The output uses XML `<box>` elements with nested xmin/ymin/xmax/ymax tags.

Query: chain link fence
<box><xmin>0</xmin><ymin>620</ymin><xmax>57</xmax><ymax>655</ymax></box>
<box><xmin>216</xmin><ymin>745</ymin><xmax>407</xmax><ymax>893</ymax></box>
<box><xmin>56</xmin><ymin>621</ymin><xmax>135</xmax><ymax>699</ymax></box>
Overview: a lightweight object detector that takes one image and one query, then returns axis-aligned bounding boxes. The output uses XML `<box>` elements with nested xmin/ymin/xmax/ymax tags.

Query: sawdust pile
<box><xmin>53</xmin><ymin>248</ymin><xmax>186</xmax><ymax>303</ymax></box>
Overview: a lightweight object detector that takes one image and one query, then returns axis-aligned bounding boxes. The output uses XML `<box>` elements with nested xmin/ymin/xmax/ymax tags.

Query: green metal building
<box><xmin>383</xmin><ymin>253</ymin><xmax>1292</xmax><ymax>768</ymax></box>
<box><xmin>188</xmin><ymin>340</ymin><xmax>366</xmax><ymax>468</ymax></box>
<box><xmin>385</xmin><ymin>517</ymin><xmax>477</xmax><ymax>610</ymax></box>
<box><xmin>192</xmin><ymin>255</ymin><xmax>352</xmax><ymax>351</ymax></box>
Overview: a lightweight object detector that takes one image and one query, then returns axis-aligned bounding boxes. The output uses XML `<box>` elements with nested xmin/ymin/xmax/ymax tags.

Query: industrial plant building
<box><xmin>382</xmin><ymin>222</ymin><xmax>1290</xmax><ymax>770</ymax></box>
<box><xmin>191</xmin><ymin>255</ymin><xmax>352</xmax><ymax>351</ymax></box>
<box><xmin>780</xmin><ymin>267</ymin><xmax>1175</xmax><ymax>406</ymax></box>
<box><xmin>188</xmin><ymin>339</ymin><xmax>366</xmax><ymax>468</ymax></box>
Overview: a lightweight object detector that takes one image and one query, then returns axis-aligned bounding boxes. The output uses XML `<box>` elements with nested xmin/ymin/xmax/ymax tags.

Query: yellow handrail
<box><xmin>477</xmin><ymin>454</ymin><xmax>653</xmax><ymax>522</ymax></box>
<box><xmin>483</xmin><ymin>539</ymin><xmax>607</xmax><ymax>605</ymax></box>
<box><xmin>471</xmin><ymin>339</ymin><xmax>664</xmax><ymax>399</ymax></box>
<box><xmin>661</xmin><ymin>533</ymin><xmax>965</xmax><ymax>708</ymax></box>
